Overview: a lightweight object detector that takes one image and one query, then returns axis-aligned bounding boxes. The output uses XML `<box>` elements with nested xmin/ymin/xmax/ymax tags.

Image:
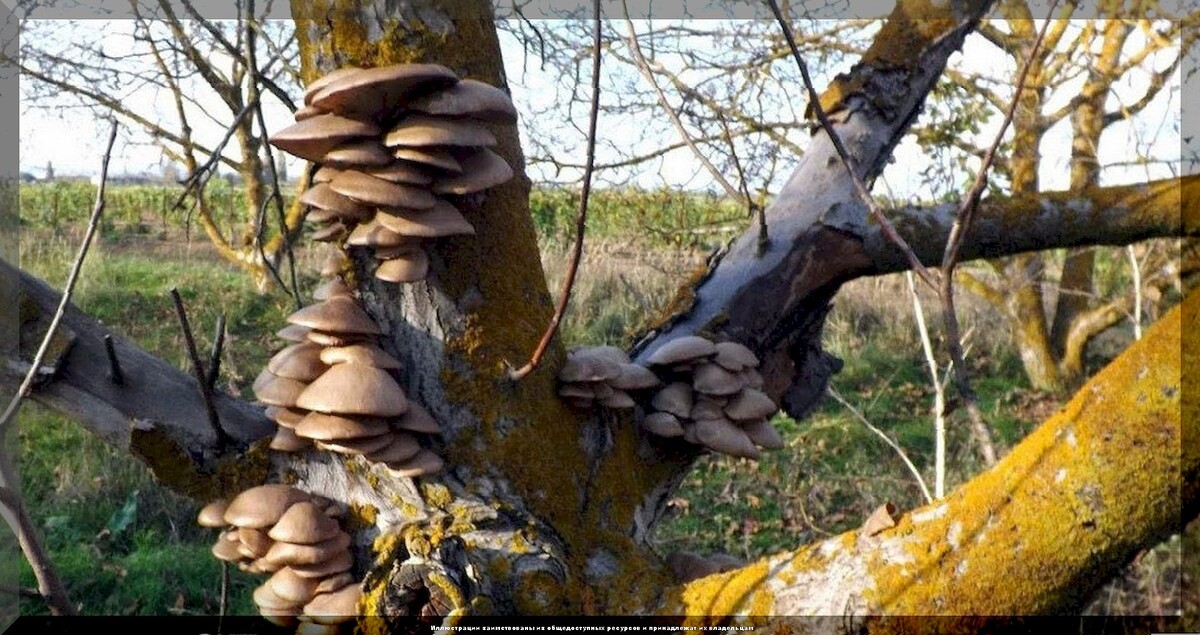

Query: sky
<box><xmin>16</xmin><ymin>14</ymin><xmax>1187</xmax><ymax>202</ymax></box>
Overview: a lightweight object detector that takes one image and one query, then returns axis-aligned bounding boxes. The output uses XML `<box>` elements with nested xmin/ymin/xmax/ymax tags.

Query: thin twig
<box><xmin>766</xmin><ymin>0</ymin><xmax>938</xmax><ymax>289</ymax></box>
<box><xmin>0</xmin><ymin>486</ymin><xmax>76</xmax><ymax>615</ymax></box>
<box><xmin>716</xmin><ymin>111</ymin><xmax>768</xmax><ymax>255</ymax></box>
<box><xmin>103</xmin><ymin>334</ymin><xmax>125</xmax><ymax>386</ymax></box>
<box><xmin>206</xmin><ymin>314</ymin><xmax>226</xmax><ymax>391</ymax></box>
<box><xmin>907</xmin><ymin>272</ymin><xmax>948</xmax><ymax>499</ymax></box>
<box><xmin>828</xmin><ymin>388</ymin><xmax>933</xmax><ymax>505</ymax></box>
<box><xmin>0</xmin><ymin>120</ymin><xmax>118</xmax><ymax>434</ymax></box>
<box><xmin>1127</xmin><ymin>245</ymin><xmax>1143</xmax><ymax>340</ymax></box>
<box><xmin>508</xmin><ymin>0</ymin><xmax>602</xmax><ymax>381</ymax></box>
<box><xmin>938</xmin><ymin>2</ymin><xmax>1061</xmax><ymax>467</ymax></box>
<box><xmin>170</xmin><ymin>288</ymin><xmax>226</xmax><ymax>445</ymax></box>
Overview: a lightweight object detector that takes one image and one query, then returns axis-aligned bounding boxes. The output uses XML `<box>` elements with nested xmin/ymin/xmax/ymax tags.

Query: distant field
<box><xmin>12</xmin><ymin>183</ymin><xmax>1191</xmax><ymax>617</ymax></box>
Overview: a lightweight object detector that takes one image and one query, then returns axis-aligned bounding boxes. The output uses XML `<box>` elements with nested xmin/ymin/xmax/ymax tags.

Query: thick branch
<box><xmin>2</xmin><ymin>259</ymin><xmax>273</xmax><ymax>499</ymax></box>
<box><xmin>665</xmin><ymin>291</ymin><xmax>1191</xmax><ymax>616</ymax></box>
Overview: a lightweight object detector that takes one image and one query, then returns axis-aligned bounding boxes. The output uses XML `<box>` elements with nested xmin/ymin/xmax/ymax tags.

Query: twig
<box><xmin>508</xmin><ymin>0</ymin><xmax>602</xmax><ymax>381</ymax></box>
<box><xmin>169</xmin><ymin>288</ymin><xmax>226</xmax><ymax>445</ymax></box>
<box><xmin>716</xmin><ymin>111</ymin><xmax>768</xmax><ymax>255</ymax></box>
<box><xmin>0</xmin><ymin>120</ymin><xmax>118</xmax><ymax>435</ymax></box>
<box><xmin>103</xmin><ymin>334</ymin><xmax>125</xmax><ymax>386</ymax></box>
<box><xmin>907</xmin><ymin>272</ymin><xmax>948</xmax><ymax>499</ymax></box>
<box><xmin>0</xmin><ymin>486</ymin><xmax>76</xmax><ymax>615</ymax></box>
<box><xmin>206</xmin><ymin>314</ymin><xmax>226</xmax><ymax>391</ymax></box>
<box><xmin>766</xmin><ymin>0</ymin><xmax>938</xmax><ymax>290</ymax></box>
<box><xmin>1127</xmin><ymin>245</ymin><xmax>1143</xmax><ymax>340</ymax></box>
<box><xmin>828</xmin><ymin>387</ymin><xmax>933</xmax><ymax>505</ymax></box>
<box><xmin>938</xmin><ymin>1</ymin><xmax>1061</xmax><ymax>467</ymax></box>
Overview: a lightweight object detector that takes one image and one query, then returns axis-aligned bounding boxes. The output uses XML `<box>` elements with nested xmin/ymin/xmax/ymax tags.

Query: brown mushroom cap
<box><xmin>322</xmin><ymin>139</ymin><xmax>393</xmax><ymax>167</ymax></box>
<box><xmin>266</xmin><ymin>566</ymin><xmax>322</xmax><ymax>605</ymax></box>
<box><xmin>363</xmin><ymin>432</ymin><xmax>422</xmax><ymax>464</ymax></box>
<box><xmin>345</xmin><ymin>219</ymin><xmax>418</xmax><ymax>248</ymax></box>
<box><xmin>740</xmin><ymin>418</ymin><xmax>785</xmax><ymax>450</ymax></box>
<box><xmin>693</xmin><ymin>418</ymin><xmax>761</xmax><ymax>460</ymax></box>
<box><xmin>268</xmin><ymin>501</ymin><xmax>344</xmax><ymax>545</ymax></box>
<box><xmin>224</xmin><ymin>485</ymin><xmax>311</xmax><ymax>529</ymax></box>
<box><xmin>330</xmin><ymin>170</ymin><xmax>438</xmax><ymax>210</ymax></box>
<box><xmin>431</xmin><ymin>149</ymin><xmax>513</xmax><ymax>195</ymax></box>
<box><xmin>374</xmin><ymin>200</ymin><xmax>476</xmax><ymax>238</ymax></box>
<box><xmin>725</xmin><ymin>388</ymin><xmax>778</xmax><ymax>421</ymax></box>
<box><xmin>361</xmin><ymin>161</ymin><xmax>435</xmax><ymax>186</ymax></box>
<box><xmin>296</xmin><ymin>363</ymin><xmax>408</xmax><ymax>417</ymax></box>
<box><xmin>211</xmin><ymin>535</ymin><xmax>244</xmax><ymax>562</ymax></box>
<box><xmin>314</xmin><ymin>572</ymin><xmax>356</xmax><ymax>595</ymax></box>
<box><xmin>312</xmin><ymin>166</ymin><xmax>343</xmax><ymax>184</ymax></box>
<box><xmin>375</xmin><ymin>249</ymin><xmax>430</xmax><ymax>283</ymax></box>
<box><xmin>266</xmin><ymin>406</ymin><xmax>309</xmax><ymax>429</ymax></box>
<box><xmin>319</xmin><ymin>343</ymin><xmax>402</xmax><ymax>369</ymax></box>
<box><xmin>289</xmin><ymin>549</ymin><xmax>354</xmax><ymax>579</ymax></box>
<box><xmin>312</xmin><ymin>277</ymin><xmax>355</xmax><ymax>301</ymax></box>
<box><xmin>385</xmin><ymin>114</ymin><xmax>497</xmax><ymax>148</ymax></box>
<box><xmin>611</xmin><ymin>363</ymin><xmax>662</xmax><ymax>390</ymax></box>
<box><xmin>269</xmin><ymin>114</ymin><xmax>381</xmax><ymax>162</ymax></box>
<box><xmin>303</xmin><ymin>66</ymin><xmax>364</xmax><ymax>105</ymax></box>
<box><xmin>408</xmin><ymin>78</ymin><xmax>518</xmax><ymax>122</ymax></box>
<box><xmin>645</xmin><ymin>335</ymin><xmax>717</xmax><ymax>366</ymax></box>
<box><xmin>302</xmin><ymin>584</ymin><xmax>363</xmax><ymax>624</ymax></box>
<box><xmin>197</xmin><ymin>500</ymin><xmax>229</xmax><ymax>528</ymax></box>
<box><xmin>263</xmin><ymin>531</ymin><xmax>352</xmax><ymax>568</ymax></box>
<box><xmin>559</xmin><ymin>349</ymin><xmax>623</xmax><ymax>383</ymax></box>
<box><xmin>641</xmin><ymin>411</ymin><xmax>685</xmax><ymax>437</ymax></box>
<box><xmin>309</xmin><ymin>64</ymin><xmax>458</xmax><ymax>121</ymax></box>
<box><xmin>598</xmin><ymin>390</ymin><xmax>635</xmax><ymax>409</ymax></box>
<box><xmin>268</xmin><ymin>342</ymin><xmax>330</xmax><ymax>382</ymax></box>
<box><xmin>690</xmin><ymin>396</ymin><xmax>726</xmax><ymax>421</ymax></box>
<box><xmin>276</xmin><ymin>324</ymin><xmax>311</xmax><ymax>342</ymax></box>
<box><xmin>269</xmin><ymin>427</ymin><xmax>313</xmax><ymax>453</ymax></box>
<box><xmin>293</xmin><ymin>104</ymin><xmax>326</xmax><ymax>121</ymax></box>
<box><xmin>295</xmin><ymin>412</ymin><xmax>393</xmax><ymax>441</ymax></box>
<box><xmin>305</xmin><ymin>330</ymin><xmax>368</xmax><ymax>347</ymax></box>
<box><xmin>310</xmin><ymin>222</ymin><xmax>346</xmax><ymax>242</ymax></box>
<box><xmin>386</xmin><ymin>448</ymin><xmax>444</xmax><ymax>477</ymax></box>
<box><xmin>238</xmin><ymin>526</ymin><xmax>275</xmax><ymax>558</ymax></box>
<box><xmin>316</xmin><ymin>434</ymin><xmax>396</xmax><ymax>455</ymax></box>
<box><xmin>287</xmin><ymin>296</ymin><xmax>381</xmax><ymax>336</ymax></box>
<box><xmin>392</xmin><ymin>146</ymin><xmax>463</xmax><ymax>173</ymax></box>
<box><xmin>651</xmin><ymin>382</ymin><xmax>694</xmax><ymax>419</ymax></box>
<box><xmin>253</xmin><ymin>582</ymin><xmax>303</xmax><ymax>612</ymax></box>
<box><xmin>300</xmin><ymin>183</ymin><xmax>374</xmax><ymax>223</ymax></box>
<box><xmin>395</xmin><ymin>402</ymin><xmax>441</xmax><ymax>434</ymax></box>
<box><xmin>713</xmin><ymin>341</ymin><xmax>759</xmax><ymax>371</ymax></box>
<box><xmin>253</xmin><ymin>369</ymin><xmax>309</xmax><ymax>408</ymax></box>
<box><xmin>693</xmin><ymin>363</ymin><xmax>745</xmax><ymax>396</ymax></box>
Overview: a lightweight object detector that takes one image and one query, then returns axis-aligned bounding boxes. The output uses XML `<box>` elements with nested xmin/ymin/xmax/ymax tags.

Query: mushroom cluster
<box><xmin>254</xmin><ymin>278</ymin><xmax>444</xmax><ymax>477</ymax></box>
<box><xmin>556</xmin><ymin>346</ymin><xmax>661</xmax><ymax>409</ymax></box>
<box><xmin>641</xmin><ymin>336</ymin><xmax>783</xmax><ymax>459</ymax></box>
<box><xmin>269</xmin><ymin>64</ymin><xmax>517</xmax><ymax>283</ymax></box>
<box><xmin>197</xmin><ymin>486</ymin><xmax>361</xmax><ymax>631</ymax></box>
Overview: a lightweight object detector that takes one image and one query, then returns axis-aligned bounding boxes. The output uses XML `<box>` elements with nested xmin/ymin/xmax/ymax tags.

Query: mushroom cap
<box><xmin>276</xmin><ymin>324</ymin><xmax>311</xmax><ymax>342</ymax></box>
<box><xmin>310</xmin><ymin>222</ymin><xmax>346</xmax><ymax>242</ymax></box>
<box><xmin>610</xmin><ymin>363</ymin><xmax>662</xmax><ymax>390</ymax></box>
<box><xmin>309</xmin><ymin>64</ymin><xmax>458</xmax><ymax>121</ymax></box>
<box><xmin>305</xmin><ymin>330</ymin><xmax>368</xmax><ymax>347</ymax></box>
<box><xmin>645</xmin><ymin>335</ymin><xmax>717</xmax><ymax>366</ymax></box>
<box><xmin>386</xmin><ymin>448</ymin><xmax>444</xmax><ymax>478</ymax></box>
<box><xmin>430</xmin><ymin>149</ymin><xmax>513</xmax><ymax>195</ymax></box>
<box><xmin>690</xmin><ymin>396</ymin><xmax>726</xmax><ymax>421</ymax></box>
<box><xmin>598</xmin><ymin>390</ymin><xmax>635</xmax><ymax>409</ymax></box>
<box><xmin>287</xmin><ymin>296</ymin><xmax>381</xmax><ymax>336</ymax></box>
<box><xmin>385</xmin><ymin>114</ymin><xmax>497</xmax><ymax>148</ymax></box>
<box><xmin>300</xmin><ymin>183</ymin><xmax>374</xmax><ymax>222</ymax></box>
<box><xmin>559</xmin><ymin>348</ymin><xmax>623</xmax><ymax>382</ymax></box>
<box><xmin>395</xmin><ymin>402</ymin><xmax>441</xmax><ymax>434</ymax></box>
<box><xmin>197</xmin><ymin>500</ymin><xmax>229</xmax><ymax>528</ymax></box>
<box><xmin>316</xmin><ymin>433</ymin><xmax>397</xmax><ymax>456</ymax></box>
<box><xmin>269</xmin><ymin>427</ymin><xmax>313</xmax><ymax>453</ymax></box>
<box><xmin>267</xmin><ymin>342</ymin><xmax>329</xmax><ymax>382</ymax></box>
<box><xmin>302</xmin><ymin>584</ymin><xmax>363</xmax><ymax>624</ymax></box>
<box><xmin>693</xmin><ymin>362</ymin><xmax>745</xmax><ymax>396</ymax></box>
<box><xmin>322</xmin><ymin>139</ymin><xmax>393</xmax><ymax>167</ymax></box>
<box><xmin>312</xmin><ymin>277</ymin><xmax>355</xmax><ymax>301</ymax></box>
<box><xmin>293</xmin><ymin>104</ymin><xmax>326</xmax><ymax>121</ymax></box>
<box><xmin>361</xmin><ymin>161</ymin><xmax>435</xmax><ymax>186</ymax></box>
<box><xmin>408</xmin><ymin>78</ymin><xmax>518</xmax><ymax>122</ymax></box>
<box><xmin>253</xmin><ymin>582</ymin><xmax>303</xmax><ymax>612</ymax></box>
<box><xmin>303</xmin><ymin>66</ymin><xmax>364</xmax><ymax>105</ymax></box>
<box><xmin>263</xmin><ymin>531</ymin><xmax>352</xmax><ymax>568</ymax></box>
<box><xmin>640</xmin><ymin>411</ymin><xmax>684</xmax><ymax>437</ymax></box>
<box><xmin>266</xmin><ymin>406</ymin><xmax>309</xmax><ymax>429</ymax></box>
<box><xmin>295</xmin><ymin>412</ymin><xmax>393</xmax><ymax>441</ymax></box>
<box><xmin>238</xmin><ymin>526</ymin><xmax>275</xmax><ymax>558</ymax></box>
<box><xmin>224</xmin><ymin>485</ymin><xmax>311</xmax><ymax>529</ymax></box>
<box><xmin>725</xmin><ymin>388</ymin><xmax>778</xmax><ymax>421</ymax></box>
<box><xmin>295</xmin><ymin>363</ymin><xmax>408</xmax><ymax>417</ymax></box>
<box><xmin>693</xmin><ymin>418</ymin><xmax>761</xmax><ymax>460</ymax></box>
<box><xmin>314</xmin><ymin>572</ymin><xmax>356</xmax><ymax>595</ymax></box>
<box><xmin>312</xmin><ymin>166</ymin><xmax>343</xmax><ymax>184</ymax></box>
<box><xmin>289</xmin><ymin>549</ymin><xmax>354</xmax><ymax>579</ymax></box>
<box><xmin>557</xmin><ymin>383</ymin><xmax>594</xmax><ymax>399</ymax></box>
<box><xmin>651</xmin><ymin>382</ymin><xmax>694</xmax><ymax>419</ymax></box>
<box><xmin>374</xmin><ymin>200</ymin><xmax>476</xmax><ymax>238</ymax></box>
<box><xmin>362</xmin><ymin>432</ymin><xmax>422</xmax><ymax>464</ymax></box>
<box><xmin>268</xmin><ymin>501</ymin><xmax>344</xmax><ymax>544</ymax></box>
<box><xmin>713</xmin><ymin>341</ymin><xmax>759</xmax><ymax>371</ymax></box>
<box><xmin>345</xmin><ymin>219</ymin><xmax>418</xmax><ymax>248</ymax></box>
<box><xmin>319</xmin><ymin>343</ymin><xmax>402</xmax><ymax>369</ymax></box>
<box><xmin>740</xmin><ymin>418</ymin><xmax>785</xmax><ymax>450</ymax></box>
<box><xmin>269</xmin><ymin>114</ymin><xmax>381</xmax><ymax>162</ymax></box>
<box><xmin>211</xmin><ymin>535</ymin><xmax>243</xmax><ymax>562</ymax></box>
<box><xmin>253</xmin><ymin>369</ymin><xmax>308</xmax><ymax>408</ymax></box>
<box><xmin>266</xmin><ymin>566</ymin><xmax>322</xmax><ymax>605</ymax></box>
<box><xmin>330</xmin><ymin>170</ymin><xmax>438</xmax><ymax>210</ymax></box>
<box><xmin>375</xmin><ymin>249</ymin><xmax>430</xmax><ymax>283</ymax></box>
<box><xmin>740</xmin><ymin>368</ymin><xmax>764</xmax><ymax>390</ymax></box>
<box><xmin>392</xmin><ymin>146</ymin><xmax>463</xmax><ymax>173</ymax></box>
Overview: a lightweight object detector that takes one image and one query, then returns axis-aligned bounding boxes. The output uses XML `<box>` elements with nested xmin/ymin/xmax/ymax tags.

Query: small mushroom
<box><xmin>640</xmin><ymin>411</ymin><xmax>685</xmax><ymax>437</ymax></box>
<box><xmin>224</xmin><ymin>485</ymin><xmax>311</xmax><ymax>529</ymax></box>
<box><xmin>330</xmin><ymin>169</ymin><xmax>438</xmax><ymax>210</ymax></box>
<box><xmin>386</xmin><ymin>448</ymin><xmax>444</xmax><ymax>478</ymax></box>
<box><xmin>692</xmin><ymin>363</ymin><xmax>744</xmax><ymax>396</ymax></box>
<box><xmin>267</xmin><ymin>342</ymin><xmax>329</xmax><ymax>383</ymax></box>
<box><xmin>725</xmin><ymin>388</ymin><xmax>778</xmax><ymax>421</ymax></box>
<box><xmin>319</xmin><ymin>343</ymin><xmax>402</xmax><ymax>369</ymax></box>
<box><xmin>197</xmin><ymin>500</ymin><xmax>229</xmax><ymax>528</ymax></box>
<box><xmin>384</xmin><ymin>114</ymin><xmax>497</xmax><ymax>148</ymax></box>
<box><xmin>373</xmin><ymin>200</ymin><xmax>476</xmax><ymax>238</ymax></box>
<box><xmin>268</xmin><ymin>114</ymin><xmax>381</xmax><ymax>162</ymax></box>
<box><xmin>392</xmin><ymin>146</ymin><xmax>463</xmax><ymax>173</ymax></box>
<box><xmin>375</xmin><ymin>249</ymin><xmax>430</xmax><ymax>283</ymax></box>
<box><xmin>287</xmin><ymin>296</ymin><xmax>382</xmax><ymax>337</ymax></box>
<box><xmin>263</xmin><ymin>532</ymin><xmax>353</xmax><ymax>568</ymax></box>
<box><xmin>407</xmin><ymin>78</ymin><xmax>518</xmax><ymax>122</ymax></box>
<box><xmin>645</xmin><ymin>335</ymin><xmax>716</xmax><ymax>367</ymax></box>
<box><xmin>693</xmin><ymin>418</ymin><xmax>761</xmax><ymax>460</ymax></box>
<box><xmin>302</xmin><ymin>583</ymin><xmax>363</xmax><ymax>625</ymax></box>
<box><xmin>651</xmin><ymin>382</ymin><xmax>694</xmax><ymax>419</ymax></box>
<box><xmin>269</xmin><ymin>501</ymin><xmax>344</xmax><ymax>545</ymax></box>
<box><xmin>430</xmin><ymin>148</ymin><xmax>513</xmax><ymax>195</ymax></box>
<box><xmin>295</xmin><ymin>363</ymin><xmax>409</xmax><ymax>417</ymax></box>
<box><xmin>713</xmin><ymin>341</ymin><xmax>759</xmax><ymax>371</ymax></box>
<box><xmin>308</xmin><ymin>64</ymin><xmax>458</xmax><ymax>121</ymax></box>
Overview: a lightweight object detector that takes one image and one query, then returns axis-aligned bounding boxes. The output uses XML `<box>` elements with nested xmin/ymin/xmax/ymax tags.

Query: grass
<box><xmin>10</xmin><ymin>188</ymin><xmax>1194</xmax><ymax>618</ymax></box>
